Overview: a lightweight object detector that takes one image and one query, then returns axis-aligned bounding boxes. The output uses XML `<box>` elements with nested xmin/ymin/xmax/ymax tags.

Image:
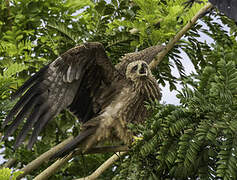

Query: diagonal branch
<box><xmin>16</xmin><ymin>136</ymin><xmax>74</xmax><ymax>180</ymax></box>
<box><xmin>149</xmin><ymin>2</ymin><xmax>213</xmax><ymax>70</ymax></box>
<box><xmin>75</xmin><ymin>152</ymin><xmax>127</xmax><ymax>180</ymax></box>
<box><xmin>34</xmin><ymin>153</ymin><xmax>74</xmax><ymax>180</ymax></box>
<box><xmin>32</xmin><ymin>146</ymin><xmax>129</xmax><ymax>180</ymax></box>
<box><xmin>2</xmin><ymin>158</ymin><xmax>17</xmax><ymax>168</ymax></box>
<box><xmin>15</xmin><ymin>133</ymin><xmax>128</xmax><ymax>180</ymax></box>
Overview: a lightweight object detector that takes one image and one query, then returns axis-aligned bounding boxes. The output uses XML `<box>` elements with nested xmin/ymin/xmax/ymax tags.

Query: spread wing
<box><xmin>2</xmin><ymin>42</ymin><xmax>120</xmax><ymax>149</ymax></box>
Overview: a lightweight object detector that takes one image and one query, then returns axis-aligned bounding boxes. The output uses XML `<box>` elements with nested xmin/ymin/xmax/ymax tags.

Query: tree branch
<box><xmin>76</xmin><ymin>152</ymin><xmax>127</xmax><ymax>180</ymax></box>
<box><xmin>16</xmin><ymin>136</ymin><xmax>74</xmax><ymax>180</ymax></box>
<box><xmin>34</xmin><ymin>153</ymin><xmax>73</xmax><ymax>180</ymax></box>
<box><xmin>2</xmin><ymin>158</ymin><xmax>17</xmax><ymax>168</ymax></box>
<box><xmin>31</xmin><ymin>146</ymin><xmax>129</xmax><ymax>180</ymax></box>
<box><xmin>149</xmin><ymin>2</ymin><xmax>213</xmax><ymax>70</ymax></box>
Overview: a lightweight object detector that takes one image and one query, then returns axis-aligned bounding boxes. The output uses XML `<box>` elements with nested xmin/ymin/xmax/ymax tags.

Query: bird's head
<box><xmin>126</xmin><ymin>61</ymin><xmax>151</xmax><ymax>81</ymax></box>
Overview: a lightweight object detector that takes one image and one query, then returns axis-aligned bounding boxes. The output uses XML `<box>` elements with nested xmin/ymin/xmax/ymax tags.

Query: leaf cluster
<box><xmin>0</xmin><ymin>168</ymin><xmax>22</xmax><ymax>180</ymax></box>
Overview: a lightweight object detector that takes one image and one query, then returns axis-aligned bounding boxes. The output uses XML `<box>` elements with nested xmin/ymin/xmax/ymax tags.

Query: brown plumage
<box><xmin>2</xmin><ymin>42</ymin><xmax>163</xmax><ymax>157</ymax></box>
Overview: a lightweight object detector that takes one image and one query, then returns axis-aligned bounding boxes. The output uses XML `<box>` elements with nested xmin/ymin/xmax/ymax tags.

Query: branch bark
<box><xmin>34</xmin><ymin>153</ymin><xmax>73</xmax><ymax>180</ymax></box>
<box><xmin>16</xmin><ymin>136</ymin><xmax>74</xmax><ymax>180</ymax></box>
<box><xmin>76</xmin><ymin>152</ymin><xmax>127</xmax><ymax>180</ymax></box>
<box><xmin>2</xmin><ymin>158</ymin><xmax>17</xmax><ymax>168</ymax></box>
<box><xmin>31</xmin><ymin>146</ymin><xmax>129</xmax><ymax>180</ymax></box>
<box><xmin>149</xmin><ymin>2</ymin><xmax>213</xmax><ymax>70</ymax></box>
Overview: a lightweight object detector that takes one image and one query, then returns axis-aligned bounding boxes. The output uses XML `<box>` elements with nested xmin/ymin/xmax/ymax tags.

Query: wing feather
<box><xmin>3</xmin><ymin>42</ymin><xmax>119</xmax><ymax>149</ymax></box>
<box><xmin>209</xmin><ymin>0</ymin><xmax>237</xmax><ymax>21</ymax></box>
<box><xmin>11</xmin><ymin>65</ymin><xmax>48</xmax><ymax>99</ymax></box>
<box><xmin>3</xmin><ymin>94</ymin><xmax>43</xmax><ymax>140</ymax></box>
<box><xmin>28</xmin><ymin>111</ymin><xmax>54</xmax><ymax>149</ymax></box>
<box><xmin>3</xmin><ymin>84</ymin><xmax>38</xmax><ymax>128</ymax></box>
<box><xmin>14</xmin><ymin>102</ymin><xmax>48</xmax><ymax>148</ymax></box>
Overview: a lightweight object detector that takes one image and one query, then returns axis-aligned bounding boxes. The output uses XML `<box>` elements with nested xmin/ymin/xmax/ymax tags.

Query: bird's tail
<box><xmin>51</xmin><ymin>127</ymin><xmax>96</xmax><ymax>159</ymax></box>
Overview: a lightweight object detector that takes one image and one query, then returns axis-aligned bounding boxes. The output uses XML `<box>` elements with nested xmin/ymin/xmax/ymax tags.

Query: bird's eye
<box><xmin>131</xmin><ymin>65</ymin><xmax>138</xmax><ymax>73</ymax></box>
<box><xmin>142</xmin><ymin>63</ymin><xmax>148</xmax><ymax>69</ymax></box>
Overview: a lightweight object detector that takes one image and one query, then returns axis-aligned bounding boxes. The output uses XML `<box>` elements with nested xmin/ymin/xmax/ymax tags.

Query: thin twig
<box><xmin>2</xmin><ymin>158</ymin><xmax>17</xmax><ymax>168</ymax></box>
<box><xmin>149</xmin><ymin>3</ymin><xmax>213</xmax><ymax>70</ymax></box>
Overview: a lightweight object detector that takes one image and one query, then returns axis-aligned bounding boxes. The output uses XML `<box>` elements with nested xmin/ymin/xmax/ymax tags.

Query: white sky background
<box><xmin>161</xmin><ymin>20</ymin><xmax>215</xmax><ymax>105</ymax></box>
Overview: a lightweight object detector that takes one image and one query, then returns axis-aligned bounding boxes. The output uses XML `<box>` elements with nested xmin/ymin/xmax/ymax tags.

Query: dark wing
<box><xmin>2</xmin><ymin>42</ymin><xmax>119</xmax><ymax>149</ymax></box>
<box><xmin>209</xmin><ymin>0</ymin><xmax>237</xmax><ymax>22</ymax></box>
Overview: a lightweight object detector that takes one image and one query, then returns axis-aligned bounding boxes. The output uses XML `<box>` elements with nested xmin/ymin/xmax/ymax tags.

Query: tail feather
<box><xmin>51</xmin><ymin>128</ymin><xmax>96</xmax><ymax>159</ymax></box>
<box><xmin>27</xmin><ymin>112</ymin><xmax>54</xmax><ymax>149</ymax></box>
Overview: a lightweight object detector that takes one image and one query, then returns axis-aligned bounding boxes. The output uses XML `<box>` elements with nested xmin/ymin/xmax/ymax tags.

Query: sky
<box><xmin>160</xmin><ymin>19</ymin><xmax>216</xmax><ymax>105</ymax></box>
<box><xmin>160</xmin><ymin>50</ymin><xmax>195</xmax><ymax>105</ymax></box>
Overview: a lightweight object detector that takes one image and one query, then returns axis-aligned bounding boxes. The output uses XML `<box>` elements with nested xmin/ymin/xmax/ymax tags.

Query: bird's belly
<box><xmin>101</xmin><ymin>87</ymin><xmax>136</xmax><ymax>122</ymax></box>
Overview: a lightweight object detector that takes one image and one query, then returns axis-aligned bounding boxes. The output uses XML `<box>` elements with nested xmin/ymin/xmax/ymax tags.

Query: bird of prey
<box><xmin>2</xmin><ymin>42</ymin><xmax>163</xmax><ymax>157</ymax></box>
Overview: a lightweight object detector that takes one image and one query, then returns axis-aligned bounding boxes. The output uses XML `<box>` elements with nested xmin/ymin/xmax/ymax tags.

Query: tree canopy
<box><xmin>1</xmin><ymin>0</ymin><xmax>237</xmax><ymax>179</ymax></box>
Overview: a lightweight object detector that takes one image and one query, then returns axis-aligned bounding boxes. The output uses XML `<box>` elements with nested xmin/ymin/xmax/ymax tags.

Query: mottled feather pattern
<box><xmin>10</xmin><ymin>65</ymin><xmax>49</xmax><ymax>100</ymax></box>
<box><xmin>116</xmin><ymin>45</ymin><xmax>165</xmax><ymax>74</ymax></box>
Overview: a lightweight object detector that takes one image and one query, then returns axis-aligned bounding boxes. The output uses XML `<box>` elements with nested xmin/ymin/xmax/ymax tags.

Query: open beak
<box><xmin>139</xmin><ymin>67</ymin><xmax>148</xmax><ymax>76</ymax></box>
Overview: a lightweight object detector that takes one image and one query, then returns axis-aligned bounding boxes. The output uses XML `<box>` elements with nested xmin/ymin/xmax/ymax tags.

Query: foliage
<box><xmin>112</xmin><ymin>14</ymin><xmax>237</xmax><ymax>179</ymax></box>
<box><xmin>0</xmin><ymin>168</ymin><xmax>23</xmax><ymax>180</ymax></box>
<box><xmin>0</xmin><ymin>0</ymin><xmax>237</xmax><ymax>179</ymax></box>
